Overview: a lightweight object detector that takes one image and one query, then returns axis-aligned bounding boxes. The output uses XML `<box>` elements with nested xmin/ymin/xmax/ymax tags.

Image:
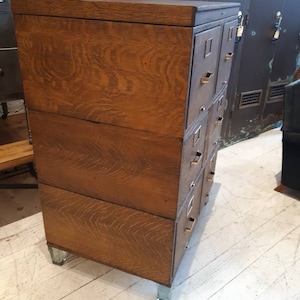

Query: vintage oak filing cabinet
<box><xmin>11</xmin><ymin>0</ymin><xmax>239</xmax><ymax>294</ymax></box>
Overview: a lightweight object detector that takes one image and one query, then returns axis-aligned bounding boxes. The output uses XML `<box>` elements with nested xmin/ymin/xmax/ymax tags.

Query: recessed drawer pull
<box><xmin>191</xmin><ymin>150</ymin><xmax>202</xmax><ymax>165</ymax></box>
<box><xmin>225</xmin><ymin>52</ymin><xmax>234</xmax><ymax>60</ymax></box>
<box><xmin>201</xmin><ymin>72</ymin><xmax>214</xmax><ymax>84</ymax></box>
<box><xmin>185</xmin><ymin>217</ymin><xmax>195</xmax><ymax>232</ymax></box>
<box><xmin>215</xmin><ymin>116</ymin><xmax>224</xmax><ymax>126</ymax></box>
<box><xmin>0</xmin><ymin>68</ymin><xmax>4</xmax><ymax>76</ymax></box>
<box><xmin>208</xmin><ymin>171</ymin><xmax>215</xmax><ymax>182</ymax></box>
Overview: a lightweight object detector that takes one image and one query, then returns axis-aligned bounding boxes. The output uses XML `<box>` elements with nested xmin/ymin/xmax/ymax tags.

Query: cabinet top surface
<box><xmin>11</xmin><ymin>0</ymin><xmax>239</xmax><ymax>26</ymax></box>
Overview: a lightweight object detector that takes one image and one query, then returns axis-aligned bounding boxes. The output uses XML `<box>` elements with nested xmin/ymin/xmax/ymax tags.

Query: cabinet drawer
<box><xmin>29</xmin><ymin>110</ymin><xmax>182</xmax><ymax>220</ymax></box>
<box><xmin>0</xmin><ymin>13</ymin><xmax>17</xmax><ymax>47</ymax></box>
<box><xmin>216</xmin><ymin>19</ymin><xmax>237</xmax><ymax>93</ymax></box>
<box><xmin>0</xmin><ymin>49</ymin><xmax>23</xmax><ymax>99</ymax></box>
<box><xmin>201</xmin><ymin>149</ymin><xmax>218</xmax><ymax>208</ymax></box>
<box><xmin>14</xmin><ymin>15</ymin><xmax>192</xmax><ymax>138</ymax></box>
<box><xmin>187</xmin><ymin>26</ymin><xmax>222</xmax><ymax>128</ymax></box>
<box><xmin>205</xmin><ymin>89</ymin><xmax>226</xmax><ymax>157</ymax></box>
<box><xmin>178</xmin><ymin>112</ymin><xmax>208</xmax><ymax>209</ymax></box>
<box><xmin>39</xmin><ymin>183</ymin><xmax>174</xmax><ymax>287</ymax></box>
<box><xmin>173</xmin><ymin>171</ymin><xmax>203</xmax><ymax>275</ymax></box>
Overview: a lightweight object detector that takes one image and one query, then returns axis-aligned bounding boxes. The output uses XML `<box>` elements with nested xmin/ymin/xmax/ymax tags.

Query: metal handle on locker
<box><xmin>208</xmin><ymin>171</ymin><xmax>215</xmax><ymax>182</ymax></box>
<box><xmin>225</xmin><ymin>52</ymin><xmax>234</xmax><ymax>60</ymax></box>
<box><xmin>185</xmin><ymin>217</ymin><xmax>195</xmax><ymax>232</ymax></box>
<box><xmin>201</xmin><ymin>72</ymin><xmax>214</xmax><ymax>84</ymax></box>
<box><xmin>191</xmin><ymin>150</ymin><xmax>202</xmax><ymax>165</ymax></box>
<box><xmin>215</xmin><ymin>116</ymin><xmax>224</xmax><ymax>126</ymax></box>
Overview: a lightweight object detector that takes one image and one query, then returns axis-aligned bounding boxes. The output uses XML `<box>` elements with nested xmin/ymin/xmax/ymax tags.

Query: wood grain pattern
<box><xmin>11</xmin><ymin>0</ymin><xmax>196</xmax><ymax>26</ymax></box>
<box><xmin>0</xmin><ymin>140</ymin><xmax>34</xmax><ymax>171</ymax></box>
<box><xmin>39</xmin><ymin>183</ymin><xmax>175</xmax><ymax>286</ymax></box>
<box><xmin>29</xmin><ymin>110</ymin><xmax>182</xmax><ymax>219</ymax></box>
<box><xmin>11</xmin><ymin>0</ymin><xmax>239</xmax><ymax>27</ymax></box>
<box><xmin>14</xmin><ymin>15</ymin><xmax>192</xmax><ymax>137</ymax></box>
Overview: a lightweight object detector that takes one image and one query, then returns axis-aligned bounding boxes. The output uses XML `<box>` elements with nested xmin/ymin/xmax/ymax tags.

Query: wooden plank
<box><xmin>0</xmin><ymin>140</ymin><xmax>34</xmax><ymax>171</ymax></box>
<box><xmin>11</xmin><ymin>0</ymin><xmax>196</xmax><ymax>27</ymax></box>
<box><xmin>39</xmin><ymin>183</ymin><xmax>175</xmax><ymax>286</ymax></box>
<box><xmin>14</xmin><ymin>15</ymin><xmax>192</xmax><ymax>137</ymax></box>
<box><xmin>29</xmin><ymin>110</ymin><xmax>182</xmax><ymax>219</ymax></box>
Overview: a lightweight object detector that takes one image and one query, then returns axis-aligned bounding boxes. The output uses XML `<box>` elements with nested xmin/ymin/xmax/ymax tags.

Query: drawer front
<box><xmin>0</xmin><ymin>49</ymin><xmax>23</xmax><ymax>99</ymax></box>
<box><xmin>29</xmin><ymin>110</ymin><xmax>182</xmax><ymax>220</ymax></box>
<box><xmin>187</xmin><ymin>26</ymin><xmax>222</xmax><ymax>128</ymax></box>
<box><xmin>39</xmin><ymin>183</ymin><xmax>175</xmax><ymax>287</ymax></box>
<box><xmin>0</xmin><ymin>13</ymin><xmax>17</xmax><ymax>47</ymax></box>
<box><xmin>216</xmin><ymin>19</ymin><xmax>237</xmax><ymax>93</ymax></box>
<box><xmin>201</xmin><ymin>149</ymin><xmax>218</xmax><ymax>208</ymax></box>
<box><xmin>205</xmin><ymin>89</ymin><xmax>226</xmax><ymax>158</ymax></box>
<box><xmin>173</xmin><ymin>171</ymin><xmax>203</xmax><ymax>275</ymax></box>
<box><xmin>15</xmin><ymin>15</ymin><xmax>192</xmax><ymax>137</ymax></box>
<box><xmin>178</xmin><ymin>112</ymin><xmax>208</xmax><ymax>210</ymax></box>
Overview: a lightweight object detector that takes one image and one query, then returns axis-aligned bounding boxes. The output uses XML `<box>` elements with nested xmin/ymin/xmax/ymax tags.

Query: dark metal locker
<box><xmin>204</xmin><ymin>0</ymin><xmax>300</xmax><ymax>145</ymax></box>
<box><xmin>0</xmin><ymin>0</ymin><xmax>23</xmax><ymax>118</ymax></box>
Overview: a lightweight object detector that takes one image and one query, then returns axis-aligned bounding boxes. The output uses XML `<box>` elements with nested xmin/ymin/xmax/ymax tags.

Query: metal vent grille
<box><xmin>267</xmin><ymin>83</ymin><xmax>286</xmax><ymax>102</ymax></box>
<box><xmin>239</xmin><ymin>90</ymin><xmax>262</xmax><ymax>109</ymax></box>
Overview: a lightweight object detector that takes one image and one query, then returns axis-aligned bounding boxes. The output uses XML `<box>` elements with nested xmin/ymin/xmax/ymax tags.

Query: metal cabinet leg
<box><xmin>48</xmin><ymin>246</ymin><xmax>68</xmax><ymax>266</ymax></box>
<box><xmin>157</xmin><ymin>284</ymin><xmax>171</xmax><ymax>300</ymax></box>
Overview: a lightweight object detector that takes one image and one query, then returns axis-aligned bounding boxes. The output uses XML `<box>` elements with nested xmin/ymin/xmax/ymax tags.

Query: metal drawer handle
<box><xmin>201</xmin><ymin>72</ymin><xmax>214</xmax><ymax>84</ymax></box>
<box><xmin>191</xmin><ymin>150</ymin><xmax>202</xmax><ymax>165</ymax></box>
<box><xmin>225</xmin><ymin>52</ymin><xmax>234</xmax><ymax>60</ymax></box>
<box><xmin>185</xmin><ymin>217</ymin><xmax>195</xmax><ymax>232</ymax></box>
<box><xmin>215</xmin><ymin>116</ymin><xmax>224</xmax><ymax>126</ymax></box>
<box><xmin>208</xmin><ymin>171</ymin><xmax>215</xmax><ymax>182</ymax></box>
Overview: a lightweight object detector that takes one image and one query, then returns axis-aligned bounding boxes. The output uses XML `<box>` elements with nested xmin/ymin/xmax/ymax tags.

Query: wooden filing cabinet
<box><xmin>11</xmin><ymin>0</ymin><xmax>239</xmax><ymax>292</ymax></box>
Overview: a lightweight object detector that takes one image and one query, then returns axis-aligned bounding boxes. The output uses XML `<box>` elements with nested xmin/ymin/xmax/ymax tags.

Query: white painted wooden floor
<box><xmin>1</xmin><ymin>128</ymin><xmax>300</xmax><ymax>300</ymax></box>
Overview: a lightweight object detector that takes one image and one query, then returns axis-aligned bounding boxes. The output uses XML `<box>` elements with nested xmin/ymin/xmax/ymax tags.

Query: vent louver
<box><xmin>239</xmin><ymin>90</ymin><xmax>262</xmax><ymax>109</ymax></box>
<box><xmin>267</xmin><ymin>84</ymin><xmax>286</xmax><ymax>102</ymax></box>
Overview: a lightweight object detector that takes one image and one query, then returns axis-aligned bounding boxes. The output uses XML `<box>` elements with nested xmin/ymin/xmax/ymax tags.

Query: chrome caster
<box><xmin>48</xmin><ymin>246</ymin><xmax>68</xmax><ymax>266</ymax></box>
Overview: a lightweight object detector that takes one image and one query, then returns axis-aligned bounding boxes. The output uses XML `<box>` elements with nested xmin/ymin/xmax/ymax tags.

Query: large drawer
<box><xmin>29</xmin><ymin>110</ymin><xmax>182</xmax><ymax>220</ymax></box>
<box><xmin>0</xmin><ymin>12</ymin><xmax>17</xmax><ymax>47</ymax></box>
<box><xmin>0</xmin><ymin>49</ymin><xmax>23</xmax><ymax>99</ymax></box>
<box><xmin>14</xmin><ymin>15</ymin><xmax>192</xmax><ymax>138</ymax></box>
<box><xmin>215</xmin><ymin>19</ymin><xmax>237</xmax><ymax>93</ymax></box>
<box><xmin>187</xmin><ymin>25</ymin><xmax>222</xmax><ymax>129</ymax></box>
<box><xmin>39</xmin><ymin>183</ymin><xmax>175</xmax><ymax>287</ymax></box>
